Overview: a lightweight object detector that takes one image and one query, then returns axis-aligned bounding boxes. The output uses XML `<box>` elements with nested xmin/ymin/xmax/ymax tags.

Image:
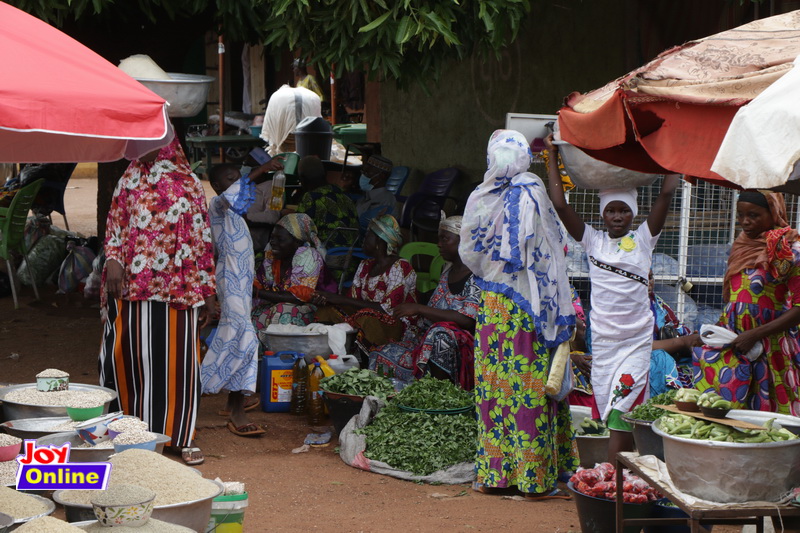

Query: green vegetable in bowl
<box><xmin>320</xmin><ymin>368</ymin><xmax>394</xmax><ymax>399</ymax></box>
<box><xmin>356</xmin><ymin>404</ymin><xmax>479</xmax><ymax>475</ymax></box>
<box><xmin>627</xmin><ymin>389</ymin><xmax>677</xmax><ymax>422</ymax></box>
<box><xmin>393</xmin><ymin>376</ymin><xmax>474</xmax><ymax>410</ymax></box>
<box><xmin>658</xmin><ymin>413</ymin><xmax>798</xmax><ymax>442</ymax></box>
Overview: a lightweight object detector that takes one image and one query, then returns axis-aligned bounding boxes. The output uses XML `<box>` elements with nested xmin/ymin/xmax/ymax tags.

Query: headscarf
<box><xmin>368</xmin><ymin>215</ymin><xmax>402</xmax><ymax>254</ymax></box>
<box><xmin>724</xmin><ymin>190</ymin><xmax>799</xmax><ymax>297</ymax></box>
<box><xmin>276</xmin><ymin>213</ymin><xmax>323</xmax><ymax>251</ymax></box>
<box><xmin>459</xmin><ymin>129</ymin><xmax>575</xmax><ymax>347</ymax></box>
<box><xmin>439</xmin><ymin>215</ymin><xmax>462</xmax><ymax>236</ymax></box>
<box><xmin>599</xmin><ymin>188</ymin><xmax>638</xmax><ymax>218</ymax></box>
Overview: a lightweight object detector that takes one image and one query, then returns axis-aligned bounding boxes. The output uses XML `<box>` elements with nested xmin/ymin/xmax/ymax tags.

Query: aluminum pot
<box><xmin>550</xmin><ymin>138</ymin><xmax>662</xmax><ymax>190</ymax></box>
<box><xmin>622</xmin><ymin>414</ymin><xmax>664</xmax><ymax>461</ymax></box>
<box><xmin>55</xmin><ymin>479</ymin><xmax>223</xmax><ymax>532</ymax></box>
<box><xmin>37</xmin><ymin>432</ymin><xmax>170</xmax><ymax>463</ymax></box>
<box><xmin>652</xmin><ymin>418</ymin><xmax>800</xmax><ymax>502</ymax></box>
<box><xmin>134</xmin><ymin>73</ymin><xmax>215</xmax><ymax>118</ymax></box>
<box><xmin>0</xmin><ymin>384</ymin><xmax>117</xmax><ymax>422</ymax></box>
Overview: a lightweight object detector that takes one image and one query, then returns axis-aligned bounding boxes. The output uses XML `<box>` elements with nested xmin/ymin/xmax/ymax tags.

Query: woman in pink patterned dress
<box><xmin>99</xmin><ymin>137</ymin><xmax>216</xmax><ymax>465</ymax></box>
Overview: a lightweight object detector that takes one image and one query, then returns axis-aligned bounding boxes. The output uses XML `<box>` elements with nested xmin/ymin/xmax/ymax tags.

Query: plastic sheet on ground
<box><xmin>338</xmin><ymin>396</ymin><xmax>475</xmax><ymax>484</ymax></box>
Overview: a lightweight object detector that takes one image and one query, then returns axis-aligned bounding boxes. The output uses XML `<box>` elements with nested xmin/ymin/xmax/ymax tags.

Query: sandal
<box><xmin>180</xmin><ymin>447</ymin><xmax>204</xmax><ymax>466</ymax></box>
<box><xmin>217</xmin><ymin>397</ymin><xmax>261</xmax><ymax>417</ymax></box>
<box><xmin>471</xmin><ymin>482</ymin><xmax>517</xmax><ymax>495</ymax></box>
<box><xmin>523</xmin><ymin>488</ymin><xmax>572</xmax><ymax>501</ymax></box>
<box><xmin>227</xmin><ymin>421</ymin><xmax>266</xmax><ymax>437</ymax></box>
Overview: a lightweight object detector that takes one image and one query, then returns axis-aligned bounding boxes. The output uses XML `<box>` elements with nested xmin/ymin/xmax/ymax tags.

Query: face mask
<box><xmin>359</xmin><ymin>174</ymin><xmax>373</xmax><ymax>191</ymax></box>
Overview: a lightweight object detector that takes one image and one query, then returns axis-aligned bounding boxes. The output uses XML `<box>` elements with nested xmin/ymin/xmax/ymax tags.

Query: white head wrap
<box><xmin>599</xmin><ymin>188</ymin><xmax>638</xmax><ymax>217</ymax></box>
<box><xmin>439</xmin><ymin>215</ymin><xmax>462</xmax><ymax>236</ymax></box>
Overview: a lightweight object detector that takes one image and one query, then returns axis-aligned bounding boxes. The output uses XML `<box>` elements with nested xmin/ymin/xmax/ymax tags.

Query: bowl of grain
<box><xmin>91</xmin><ymin>484</ymin><xmax>156</xmax><ymax>527</ymax></box>
<box><xmin>0</xmin><ymin>383</ymin><xmax>117</xmax><ymax>420</ymax></box>
<box><xmin>66</xmin><ymin>405</ymin><xmax>105</xmax><ymax>422</ymax></box>
<box><xmin>0</xmin><ymin>434</ymin><xmax>21</xmax><ymax>462</ymax></box>
<box><xmin>37</xmin><ymin>432</ymin><xmax>169</xmax><ymax>463</ymax></box>
<box><xmin>13</xmin><ymin>516</ymin><xmax>84</xmax><ymax>531</ymax></box>
<box><xmin>107</xmin><ymin>417</ymin><xmax>149</xmax><ymax>441</ymax></box>
<box><xmin>0</xmin><ymin>486</ymin><xmax>55</xmax><ymax>528</ymax></box>
<box><xmin>112</xmin><ymin>431</ymin><xmax>159</xmax><ymax>453</ymax></box>
<box><xmin>75</xmin><ymin>411</ymin><xmax>124</xmax><ymax>446</ymax></box>
<box><xmin>35</xmin><ymin>369</ymin><xmax>70</xmax><ymax>393</ymax></box>
<box><xmin>0</xmin><ymin>511</ymin><xmax>11</xmax><ymax>533</ymax></box>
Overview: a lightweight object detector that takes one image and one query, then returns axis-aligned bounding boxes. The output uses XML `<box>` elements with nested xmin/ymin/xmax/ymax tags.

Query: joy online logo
<box><xmin>15</xmin><ymin>440</ymin><xmax>111</xmax><ymax>490</ymax></box>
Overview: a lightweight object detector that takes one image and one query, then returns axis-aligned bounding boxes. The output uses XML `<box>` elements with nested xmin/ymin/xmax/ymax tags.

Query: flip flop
<box><xmin>180</xmin><ymin>447</ymin><xmax>204</xmax><ymax>466</ymax></box>
<box><xmin>471</xmin><ymin>482</ymin><xmax>517</xmax><ymax>495</ymax></box>
<box><xmin>217</xmin><ymin>397</ymin><xmax>261</xmax><ymax>416</ymax></box>
<box><xmin>227</xmin><ymin>421</ymin><xmax>266</xmax><ymax>437</ymax></box>
<box><xmin>523</xmin><ymin>489</ymin><xmax>572</xmax><ymax>501</ymax></box>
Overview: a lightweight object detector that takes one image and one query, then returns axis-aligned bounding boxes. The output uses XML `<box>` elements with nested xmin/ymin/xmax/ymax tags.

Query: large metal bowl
<box><xmin>37</xmin><ymin>432</ymin><xmax>171</xmax><ymax>463</ymax></box>
<box><xmin>551</xmin><ymin>139</ymin><xmax>662</xmax><ymax>190</ymax></box>
<box><xmin>259</xmin><ymin>330</ymin><xmax>330</xmax><ymax>357</ymax></box>
<box><xmin>728</xmin><ymin>409</ymin><xmax>800</xmax><ymax>435</ymax></box>
<box><xmin>570</xmin><ymin>405</ymin><xmax>609</xmax><ymax>467</ymax></box>
<box><xmin>0</xmin><ymin>384</ymin><xmax>117</xmax><ymax>422</ymax></box>
<box><xmin>621</xmin><ymin>414</ymin><xmax>664</xmax><ymax>461</ymax></box>
<box><xmin>652</xmin><ymin>418</ymin><xmax>800</xmax><ymax>502</ymax></box>
<box><xmin>9</xmin><ymin>493</ymin><xmax>55</xmax><ymax>528</ymax></box>
<box><xmin>0</xmin><ymin>417</ymin><xmax>74</xmax><ymax>440</ymax></box>
<box><xmin>134</xmin><ymin>73</ymin><xmax>214</xmax><ymax>118</ymax></box>
<box><xmin>55</xmin><ymin>478</ymin><xmax>223</xmax><ymax>532</ymax></box>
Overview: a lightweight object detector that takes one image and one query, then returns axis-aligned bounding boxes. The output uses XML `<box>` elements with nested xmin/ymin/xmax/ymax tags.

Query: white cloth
<box><xmin>459</xmin><ymin>129</ymin><xmax>575</xmax><ymax>347</ymax></box>
<box><xmin>711</xmin><ymin>56</ymin><xmax>800</xmax><ymax>189</ymax></box>
<box><xmin>265</xmin><ymin>322</ymin><xmax>354</xmax><ymax>355</ymax></box>
<box><xmin>582</xmin><ymin>222</ymin><xmax>658</xmax><ymax>419</ymax></box>
<box><xmin>201</xmin><ymin>179</ymin><xmax>259</xmax><ymax>395</ymax></box>
<box><xmin>599</xmin><ymin>188</ymin><xmax>638</xmax><ymax>217</ymax></box>
<box><xmin>699</xmin><ymin>324</ymin><xmax>763</xmax><ymax>362</ymax></box>
<box><xmin>260</xmin><ymin>84</ymin><xmax>321</xmax><ymax>156</ymax></box>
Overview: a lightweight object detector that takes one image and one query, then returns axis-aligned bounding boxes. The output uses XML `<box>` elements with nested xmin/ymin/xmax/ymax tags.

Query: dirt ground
<box><xmin>0</xmin><ymin>169</ymin><xmax>747</xmax><ymax>532</ymax></box>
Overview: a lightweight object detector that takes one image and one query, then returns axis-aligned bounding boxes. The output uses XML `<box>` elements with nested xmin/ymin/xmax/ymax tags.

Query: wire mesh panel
<box><xmin>538</xmin><ymin>169</ymin><xmax>800</xmax><ymax>331</ymax></box>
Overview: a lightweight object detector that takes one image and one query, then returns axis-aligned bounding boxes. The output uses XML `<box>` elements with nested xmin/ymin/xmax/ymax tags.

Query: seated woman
<box><xmin>313</xmin><ymin>215</ymin><xmax>417</xmax><ymax>351</ymax></box>
<box><xmin>367</xmin><ymin>216</ymin><xmax>479</xmax><ymax>388</ymax></box>
<box><xmin>252</xmin><ymin>213</ymin><xmax>335</xmax><ymax>331</ymax></box>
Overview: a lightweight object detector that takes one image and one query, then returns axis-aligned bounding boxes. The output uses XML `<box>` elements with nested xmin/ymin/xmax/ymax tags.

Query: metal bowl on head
<box><xmin>652</xmin><ymin>418</ymin><xmax>800</xmax><ymax>502</ymax></box>
<box><xmin>0</xmin><ymin>383</ymin><xmax>118</xmax><ymax>421</ymax></box>
<box><xmin>551</xmin><ymin>139</ymin><xmax>662</xmax><ymax>190</ymax></box>
<box><xmin>134</xmin><ymin>73</ymin><xmax>215</xmax><ymax>118</ymax></box>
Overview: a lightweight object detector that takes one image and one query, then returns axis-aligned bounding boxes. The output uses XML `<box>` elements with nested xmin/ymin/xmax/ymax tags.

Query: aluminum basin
<box><xmin>259</xmin><ymin>331</ymin><xmax>330</xmax><ymax>358</ymax></box>
<box><xmin>1</xmin><ymin>417</ymin><xmax>74</xmax><ymax>440</ymax></box>
<box><xmin>0</xmin><ymin>384</ymin><xmax>117</xmax><ymax>422</ymax></box>
<box><xmin>551</xmin><ymin>139</ymin><xmax>662</xmax><ymax>190</ymax></box>
<box><xmin>621</xmin><ymin>414</ymin><xmax>664</xmax><ymax>461</ymax></box>
<box><xmin>652</xmin><ymin>418</ymin><xmax>800</xmax><ymax>502</ymax></box>
<box><xmin>55</xmin><ymin>478</ymin><xmax>223</xmax><ymax>532</ymax></box>
<box><xmin>37</xmin><ymin>432</ymin><xmax>170</xmax><ymax>463</ymax></box>
<box><xmin>134</xmin><ymin>73</ymin><xmax>214</xmax><ymax>118</ymax></box>
<box><xmin>9</xmin><ymin>493</ymin><xmax>55</xmax><ymax>528</ymax></box>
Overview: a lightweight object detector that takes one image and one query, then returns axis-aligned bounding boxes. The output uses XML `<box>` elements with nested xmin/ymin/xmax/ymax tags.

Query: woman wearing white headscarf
<box><xmin>460</xmin><ymin>130</ymin><xmax>577</xmax><ymax>499</ymax></box>
<box><xmin>544</xmin><ymin>134</ymin><xmax>680</xmax><ymax>462</ymax></box>
<box><xmin>368</xmin><ymin>216</ymin><xmax>480</xmax><ymax>388</ymax></box>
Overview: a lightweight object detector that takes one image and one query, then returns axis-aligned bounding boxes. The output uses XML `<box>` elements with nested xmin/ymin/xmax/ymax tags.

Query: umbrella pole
<box><xmin>218</xmin><ymin>32</ymin><xmax>225</xmax><ymax>162</ymax></box>
<box><xmin>330</xmin><ymin>64</ymin><xmax>336</xmax><ymax>125</ymax></box>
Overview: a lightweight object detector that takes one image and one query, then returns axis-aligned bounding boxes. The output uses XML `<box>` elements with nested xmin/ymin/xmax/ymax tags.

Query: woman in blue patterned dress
<box><xmin>460</xmin><ymin>130</ymin><xmax>578</xmax><ymax>499</ymax></box>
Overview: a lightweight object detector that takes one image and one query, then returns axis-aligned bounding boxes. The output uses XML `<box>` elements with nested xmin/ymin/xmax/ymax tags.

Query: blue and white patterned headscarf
<box><xmin>459</xmin><ymin>130</ymin><xmax>575</xmax><ymax>347</ymax></box>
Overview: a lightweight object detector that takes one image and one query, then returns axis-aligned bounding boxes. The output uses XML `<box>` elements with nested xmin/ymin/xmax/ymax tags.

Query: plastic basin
<box><xmin>568</xmin><ymin>481</ymin><xmax>652</xmax><ymax>533</ymax></box>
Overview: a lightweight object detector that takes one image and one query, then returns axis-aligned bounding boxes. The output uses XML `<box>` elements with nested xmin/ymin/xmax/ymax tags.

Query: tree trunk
<box><xmin>96</xmin><ymin>160</ymin><xmax>130</xmax><ymax>242</ymax></box>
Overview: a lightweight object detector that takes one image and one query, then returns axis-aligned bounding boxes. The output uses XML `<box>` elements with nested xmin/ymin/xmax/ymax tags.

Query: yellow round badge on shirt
<box><xmin>619</xmin><ymin>236</ymin><xmax>636</xmax><ymax>252</ymax></box>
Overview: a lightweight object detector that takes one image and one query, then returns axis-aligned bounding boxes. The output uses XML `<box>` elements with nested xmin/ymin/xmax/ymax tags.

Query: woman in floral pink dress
<box><xmin>99</xmin><ymin>138</ymin><xmax>216</xmax><ymax>465</ymax></box>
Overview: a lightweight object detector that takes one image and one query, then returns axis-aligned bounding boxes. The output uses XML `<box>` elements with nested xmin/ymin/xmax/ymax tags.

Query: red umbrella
<box><xmin>557</xmin><ymin>10</ymin><xmax>800</xmax><ymax>188</ymax></box>
<box><xmin>0</xmin><ymin>1</ymin><xmax>172</xmax><ymax>163</ymax></box>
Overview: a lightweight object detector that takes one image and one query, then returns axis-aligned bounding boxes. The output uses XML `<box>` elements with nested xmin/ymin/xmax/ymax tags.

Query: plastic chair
<box><xmin>0</xmin><ymin>179</ymin><xmax>44</xmax><ymax>308</ymax></box>
<box><xmin>20</xmin><ymin>163</ymin><xmax>76</xmax><ymax>230</ymax></box>
<box><xmin>399</xmin><ymin>241</ymin><xmax>446</xmax><ymax>295</ymax></box>
<box><xmin>398</xmin><ymin>167</ymin><xmax>460</xmax><ymax>229</ymax></box>
<box><xmin>386</xmin><ymin>166</ymin><xmax>410</xmax><ymax>198</ymax></box>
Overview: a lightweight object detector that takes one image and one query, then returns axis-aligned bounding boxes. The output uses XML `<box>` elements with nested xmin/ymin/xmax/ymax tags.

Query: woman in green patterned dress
<box><xmin>459</xmin><ymin>130</ymin><xmax>578</xmax><ymax>499</ymax></box>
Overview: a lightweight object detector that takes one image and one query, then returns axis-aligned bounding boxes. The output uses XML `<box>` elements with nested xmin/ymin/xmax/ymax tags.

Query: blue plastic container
<box><xmin>261</xmin><ymin>351</ymin><xmax>300</xmax><ymax>412</ymax></box>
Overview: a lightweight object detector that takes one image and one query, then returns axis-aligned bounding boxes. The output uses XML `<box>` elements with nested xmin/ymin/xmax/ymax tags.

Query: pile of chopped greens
<box><xmin>320</xmin><ymin>368</ymin><xmax>394</xmax><ymax>399</ymax></box>
<box><xmin>357</xmin><ymin>404</ymin><xmax>478</xmax><ymax>475</ymax></box>
<box><xmin>627</xmin><ymin>389</ymin><xmax>678</xmax><ymax>422</ymax></box>
<box><xmin>393</xmin><ymin>376</ymin><xmax>474</xmax><ymax>410</ymax></box>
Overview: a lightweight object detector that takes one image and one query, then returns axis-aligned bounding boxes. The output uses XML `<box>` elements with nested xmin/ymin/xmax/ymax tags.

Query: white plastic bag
<box><xmin>699</xmin><ymin>324</ymin><xmax>762</xmax><ymax>362</ymax></box>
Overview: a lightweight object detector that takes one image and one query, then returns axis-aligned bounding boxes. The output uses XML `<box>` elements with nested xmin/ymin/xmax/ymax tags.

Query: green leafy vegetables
<box><xmin>320</xmin><ymin>368</ymin><xmax>394</xmax><ymax>399</ymax></box>
<box><xmin>357</xmin><ymin>404</ymin><xmax>478</xmax><ymax>476</ymax></box>
<box><xmin>628</xmin><ymin>389</ymin><xmax>678</xmax><ymax>422</ymax></box>
<box><xmin>394</xmin><ymin>376</ymin><xmax>474</xmax><ymax>410</ymax></box>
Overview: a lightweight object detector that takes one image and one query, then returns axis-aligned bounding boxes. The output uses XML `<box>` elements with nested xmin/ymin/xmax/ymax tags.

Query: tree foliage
<box><xmin>7</xmin><ymin>0</ymin><xmax>531</xmax><ymax>87</ymax></box>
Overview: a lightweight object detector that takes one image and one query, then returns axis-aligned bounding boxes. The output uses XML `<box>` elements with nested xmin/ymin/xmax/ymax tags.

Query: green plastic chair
<box><xmin>0</xmin><ymin>179</ymin><xmax>44</xmax><ymax>308</ymax></box>
<box><xmin>399</xmin><ymin>241</ymin><xmax>446</xmax><ymax>294</ymax></box>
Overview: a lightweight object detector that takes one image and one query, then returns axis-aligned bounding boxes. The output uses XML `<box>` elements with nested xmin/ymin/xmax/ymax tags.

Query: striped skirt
<box><xmin>99</xmin><ymin>299</ymin><xmax>200</xmax><ymax>448</ymax></box>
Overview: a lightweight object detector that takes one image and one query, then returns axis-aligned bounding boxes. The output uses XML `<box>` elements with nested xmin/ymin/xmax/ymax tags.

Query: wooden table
<box><xmin>615</xmin><ymin>452</ymin><xmax>800</xmax><ymax>533</ymax></box>
<box><xmin>185</xmin><ymin>135</ymin><xmax>263</xmax><ymax>175</ymax></box>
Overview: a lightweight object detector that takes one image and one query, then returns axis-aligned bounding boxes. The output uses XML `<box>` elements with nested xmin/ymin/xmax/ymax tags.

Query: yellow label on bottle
<box><xmin>270</xmin><ymin>369</ymin><xmax>293</xmax><ymax>403</ymax></box>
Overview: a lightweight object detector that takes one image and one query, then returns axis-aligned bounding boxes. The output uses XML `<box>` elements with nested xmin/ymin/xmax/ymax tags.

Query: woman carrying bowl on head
<box><xmin>367</xmin><ymin>216</ymin><xmax>479</xmax><ymax>389</ymax></box>
<box><xmin>251</xmin><ymin>213</ymin><xmax>336</xmax><ymax>330</ymax></box>
<box><xmin>694</xmin><ymin>190</ymin><xmax>800</xmax><ymax>414</ymax></box>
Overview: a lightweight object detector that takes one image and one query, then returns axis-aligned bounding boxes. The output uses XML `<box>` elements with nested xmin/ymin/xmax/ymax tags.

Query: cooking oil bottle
<box><xmin>268</xmin><ymin>171</ymin><xmax>285</xmax><ymax>211</ymax></box>
<box><xmin>307</xmin><ymin>362</ymin><xmax>326</xmax><ymax>426</ymax></box>
<box><xmin>289</xmin><ymin>354</ymin><xmax>308</xmax><ymax>415</ymax></box>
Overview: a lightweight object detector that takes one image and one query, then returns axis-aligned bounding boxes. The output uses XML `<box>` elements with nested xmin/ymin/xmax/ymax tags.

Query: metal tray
<box><xmin>0</xmin><ymin>383</ymin><xmax>117</xmax><ymax>421</ymax></box>
<box><xmin>0</xmin><ymin>416</ymin><xmax>74</xmax><ymax>440</ymax></box>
